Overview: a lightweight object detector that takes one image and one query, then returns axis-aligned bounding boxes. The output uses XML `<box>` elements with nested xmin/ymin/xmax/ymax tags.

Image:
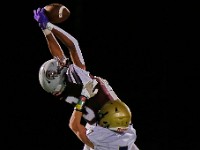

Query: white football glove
<box><xmin>81</xmin><ymin>79</ymin><xmax>99</xmax><ymax>99</ymax></box>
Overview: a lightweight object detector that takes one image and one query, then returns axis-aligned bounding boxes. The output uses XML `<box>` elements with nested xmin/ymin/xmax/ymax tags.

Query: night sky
<box><xmin>5</xmin><ymin>0</ymin><xmax>199</xmax><ymax>149</ymax></box>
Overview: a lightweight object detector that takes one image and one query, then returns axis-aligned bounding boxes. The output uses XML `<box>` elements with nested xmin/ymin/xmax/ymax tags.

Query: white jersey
<box><xmin>86</xmin><ymin>125</ymin><xmax>139</xmax><ymax>150</ymax></box>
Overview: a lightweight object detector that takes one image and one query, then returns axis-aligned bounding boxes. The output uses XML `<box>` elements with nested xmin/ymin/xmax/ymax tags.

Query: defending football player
<box><xmin>69</xmin><ymin>83</ymin><xmax>139</xmax><ymax>150</ymax></box>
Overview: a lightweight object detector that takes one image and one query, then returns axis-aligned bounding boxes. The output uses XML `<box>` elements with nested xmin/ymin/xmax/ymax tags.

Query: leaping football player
<box><xmin>33</xmin><ymin>6</ymin><xmax>139</xmax><ymax>150</ymax></box>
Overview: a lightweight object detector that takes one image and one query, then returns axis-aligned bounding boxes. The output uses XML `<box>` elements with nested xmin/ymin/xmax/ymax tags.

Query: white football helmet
<box><xmin>39</xmin><ymin>59</ymin><xmax>67</xmax><ymax>94</ymax></box>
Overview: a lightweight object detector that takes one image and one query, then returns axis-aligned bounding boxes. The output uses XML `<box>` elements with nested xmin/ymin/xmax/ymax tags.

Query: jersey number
<box><xmin>65</xmin><ymin>79</ymin><xmax>118</xmax><ymax>122</ymax></box>
<box><xmin>65</xmin><ymin>96</ymin><xmax>95</xmax><ymax>121</ymax></box>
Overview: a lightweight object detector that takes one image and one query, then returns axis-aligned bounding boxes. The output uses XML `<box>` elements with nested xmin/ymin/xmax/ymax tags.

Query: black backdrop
<box><xmin>5</xmin><ymin>0</ymin><xmax>199</xmax><ymax>150</ymax></box>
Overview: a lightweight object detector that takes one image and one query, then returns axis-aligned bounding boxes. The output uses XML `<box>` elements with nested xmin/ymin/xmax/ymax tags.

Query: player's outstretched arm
<box><xmin>33</xmin><ymin>7</ymin><xmax>68</xmax><ymax>66</ymax></box>
<box><xmin>49</xmin><ymin>23</ymin><xmax>86</xmax><ymax>70</ymax></box>
<box><xmin>33</xmin><ymin>7</ymin><xmax>86</xmax><ymax>70</ymax></box>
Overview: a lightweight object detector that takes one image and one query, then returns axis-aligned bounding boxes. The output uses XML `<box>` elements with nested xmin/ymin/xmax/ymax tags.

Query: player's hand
<box><xmin>33</xmin><ymin>8</ymin><xmax>49</xmax><ymax>29</ymax></box>
<box><xmin>81</xmin><ymin>79</ymin><xmax>99</xmax><ymax>99</ymax></box>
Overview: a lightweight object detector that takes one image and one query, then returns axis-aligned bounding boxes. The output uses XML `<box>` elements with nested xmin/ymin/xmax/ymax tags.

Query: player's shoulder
<box><xmin>94</xmin><ymin>76</ymin><xmax>108</xmax><ymax>82</ymax></box>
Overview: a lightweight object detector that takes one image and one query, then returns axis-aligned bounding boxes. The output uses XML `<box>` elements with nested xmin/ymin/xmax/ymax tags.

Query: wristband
<box><xmin>46</xmin><ymin>22</ymin><xmax>54</xmax><ymax>31</ymax></box>
<box><xmin>42</xmin><ymin>29</ymin><xmax>51</xmax><ymax>36</ymax></box>
<box><xmin>74</xmin><ymin>107</ymin><xmax>82</xmax><ymax>112</ymax></box>
<box><xmin>74</xmin><ymin>96</ymin><xmax>87</xmax><ymax>111</ymax></box>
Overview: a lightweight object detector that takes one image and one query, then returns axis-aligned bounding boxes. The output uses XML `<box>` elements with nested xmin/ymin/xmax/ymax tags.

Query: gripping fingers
<box><xmin>37</xmin><ymin>7</ymin><xmax>41</xmax><ymax>14</ymax></box>
<box><xmin>92</xmin><ymin>79</ymin><xmax>98</xmax><ymax>94</ymax></box>
<box><xmin>82</xmin><ymin>79</ymin><xmax>99</xmax><ymax>98</ymax></box>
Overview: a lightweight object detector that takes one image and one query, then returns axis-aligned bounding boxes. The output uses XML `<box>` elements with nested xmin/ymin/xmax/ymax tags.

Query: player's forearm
<box><xmin>47</xmin><ymin>23</ymin><xmax>80</xmax><ymax>52</ymax></box>
<box><xmin>44</xmin><ymin>33</ymin><xmax>66</xmax><ymax>60</ymax></box>
<box><xmin>69</xmin><ymin>110</ymin><xmax>94</xmax><ymax>149</ymax></box>
<box><xmin>69</xmin><ymin>110</ymin><xmax>82</xmax><ymax>132</ymax></box>
<box><xmin>69</xmin><ymin>96</ymin><xmax>87</xmax><ymax>131</ymax></box>
<box><xmin>46</xmin><ymin>23</ymin><xmax>86</xmax><ymax>69</ymax></box>
<box><xmin>52</xmin><ymin>26</ymin><xmax>86</xmax><ymax>69</ymax></box>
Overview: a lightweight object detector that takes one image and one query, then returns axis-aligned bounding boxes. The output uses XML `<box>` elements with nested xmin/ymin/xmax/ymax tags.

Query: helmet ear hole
<box><xmin>115</xmin><ymin>107</ymin><xmax>118</xmax><ymax>112</ymax></box>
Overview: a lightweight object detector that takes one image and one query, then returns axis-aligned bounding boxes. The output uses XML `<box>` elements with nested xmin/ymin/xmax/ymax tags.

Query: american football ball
<box><xmin>44</xmin><ymin>3</ymin><xmax>70</xmax><ymax>24</ymax></box>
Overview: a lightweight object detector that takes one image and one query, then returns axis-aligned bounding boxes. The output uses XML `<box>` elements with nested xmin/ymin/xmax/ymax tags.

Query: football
<box><xmin>44</xmin><ymin>3</ymin><xmax>70</xmax><ymax>24</ymax></box>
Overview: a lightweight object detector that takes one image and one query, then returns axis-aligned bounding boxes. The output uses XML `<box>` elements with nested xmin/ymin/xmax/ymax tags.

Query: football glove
<box><xmin>33</xmin><ymin>8</ymin><xmax>49</xmax><ymax>29</ymax></box>
<box><xmin>81</xmin><ymin>79</ymin><xmax>99</xmax><ymax>99</ymax></box>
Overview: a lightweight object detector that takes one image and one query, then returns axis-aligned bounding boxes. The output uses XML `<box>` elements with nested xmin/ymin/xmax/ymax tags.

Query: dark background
<box><xmin>5</xmin><ymin>0</ymin><xmax>199</xmax><ymax>149</ymax></box>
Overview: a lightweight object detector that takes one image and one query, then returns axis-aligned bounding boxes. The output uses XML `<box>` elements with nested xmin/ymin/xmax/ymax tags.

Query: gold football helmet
<box><xmin>98</xmin><ymin>99</ymin><xmax>132</xmax><ymax>132</ymax></box>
